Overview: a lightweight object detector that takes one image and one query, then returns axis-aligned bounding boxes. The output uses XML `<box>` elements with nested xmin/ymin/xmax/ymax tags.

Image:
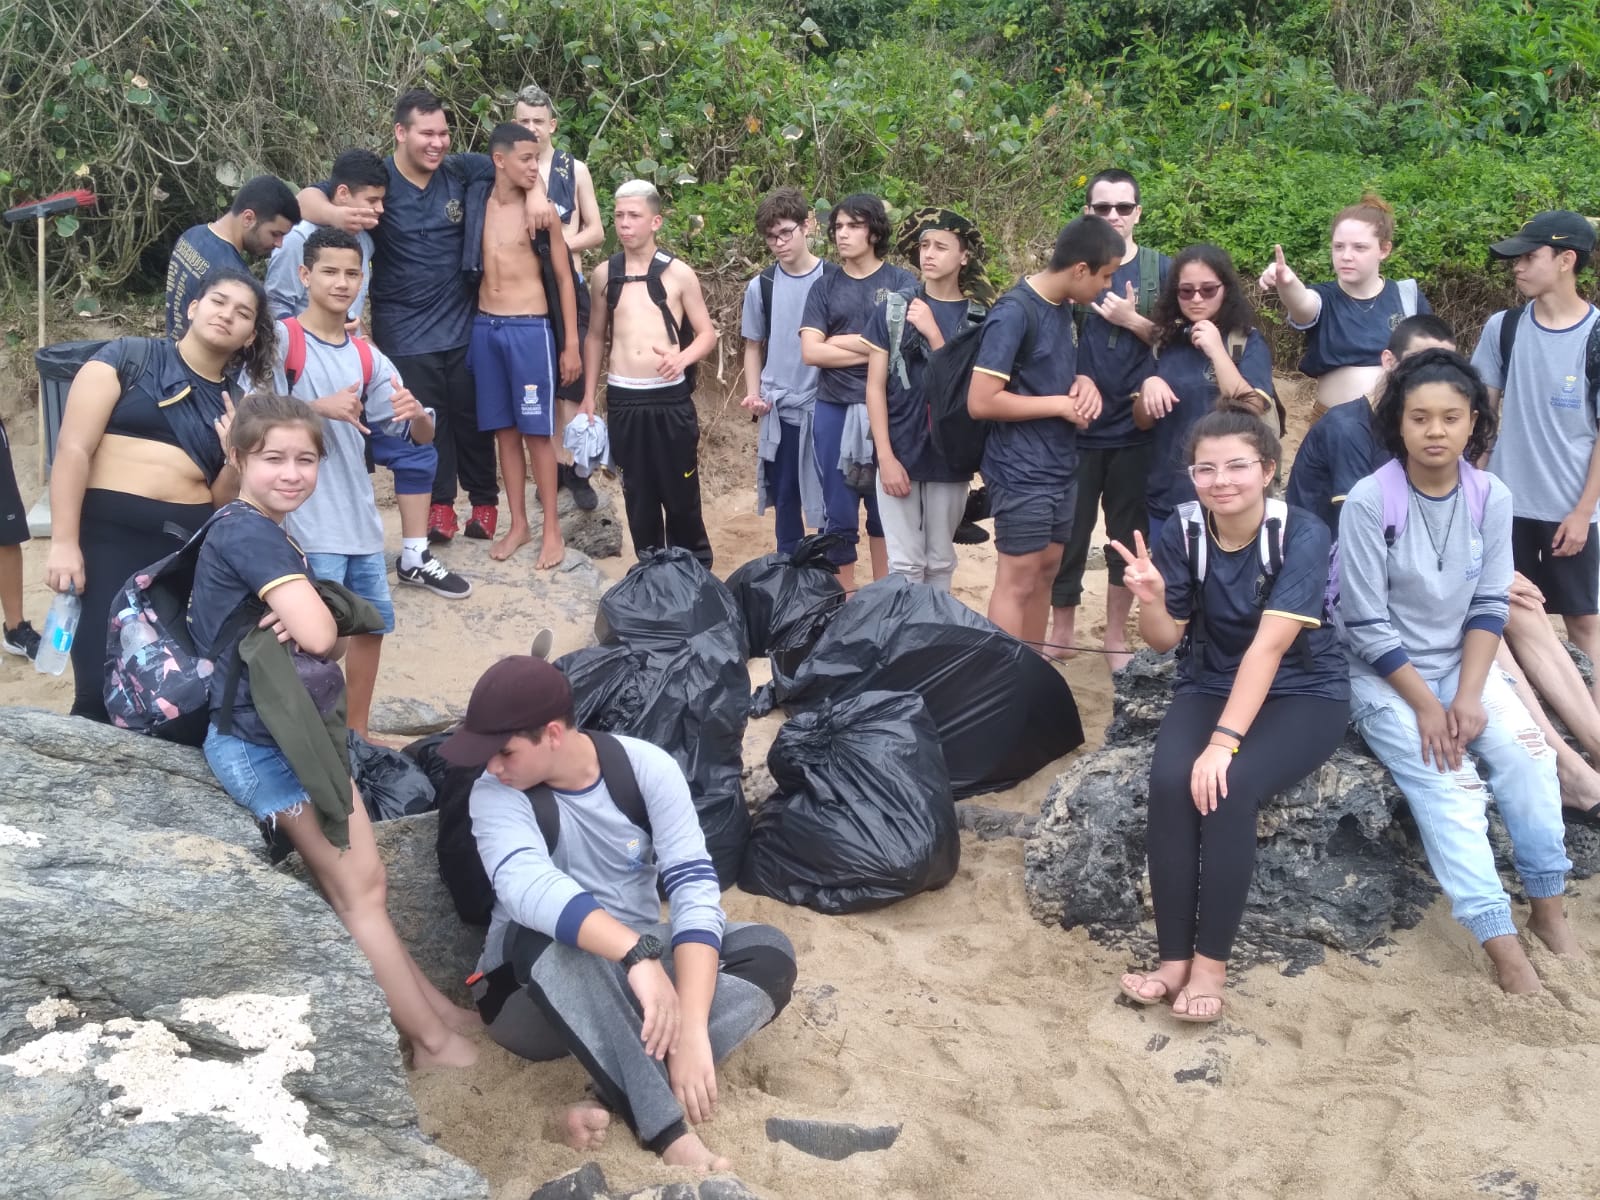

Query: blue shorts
<box><xmin>469</xmin><ymin>314</ymin><xmax>557</xmax><ymax>436</ymax></box>
<box><xmin>305</xmin><ymin>550</ymin><xmax>395</xmax><ymax>635</ymax></box>
<box><xmin>367</xmin><ymin>431</ymin><xmax>438</xmax><ymax>496</ymax></box>
<box><xmin>989</xmin><ymin>479</ymin><xmax>1077</xmax><ymax>556</ymax></box>
<box><xmin>204</xmin><ymin>726</ymin><xmax>310</xmax><ymax>822</ymax></box>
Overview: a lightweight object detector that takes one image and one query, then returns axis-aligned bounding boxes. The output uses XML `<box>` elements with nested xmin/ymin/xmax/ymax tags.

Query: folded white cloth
<box><xmin>562</xmin><ymin>413</ymin><xmax>612</xmax><ymax>477</ymax></box>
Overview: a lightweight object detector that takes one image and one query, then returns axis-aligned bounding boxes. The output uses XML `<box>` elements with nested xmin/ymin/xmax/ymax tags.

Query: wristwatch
<box><xmin>620</xmin><ymin>933</ymin><xmax>665</xmax><ymax>971</ymax></box>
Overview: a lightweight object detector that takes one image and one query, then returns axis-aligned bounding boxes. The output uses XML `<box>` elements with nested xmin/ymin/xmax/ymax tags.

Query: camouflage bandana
<box><xmin>895</xmin><ymin>207</ymin><xmax>996</xmax><ymax>305</ymax></box>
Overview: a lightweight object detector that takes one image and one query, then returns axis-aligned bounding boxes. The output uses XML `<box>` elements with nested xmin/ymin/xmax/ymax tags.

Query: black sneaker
<box><xmin>953</xmin><ymin>521</ymin><xmax>990</xmax><ymax>545</ymax></box>
<box><xmin>396</xmin><ymin>551</ymin><xmax>473</xmax><ymax>599</ymax></box>
<box><xmin>3</xmin><ymin>620</ymin><xmax>41</xmax><ymax>660</ymax></box>
<box><xmin>563</xmin><ymin>463</ymin><xmax>599</xmax><ymax>512</ymax></box>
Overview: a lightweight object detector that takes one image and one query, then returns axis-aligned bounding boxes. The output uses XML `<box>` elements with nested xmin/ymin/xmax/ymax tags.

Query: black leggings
<box><xmin>1147</xmin><ymin>691</ymin><xmax>1349</xmax><ymax>962</ymax></box>
<box><xmin>72</xmin><ymin>489</ymin><xmax>212</xmax><ymax>722</ymax></box>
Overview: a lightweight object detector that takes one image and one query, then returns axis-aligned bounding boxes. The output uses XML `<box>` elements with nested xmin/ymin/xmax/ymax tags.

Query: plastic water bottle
<box><xmin>119</xmin><ymin>609</ymin><xmax>163</xmax><ymax>671</ymax></box>
<box><xmin>35</xmin><ymin>587</ymin><xmax>81</xmax><ymax>676</ymax></box>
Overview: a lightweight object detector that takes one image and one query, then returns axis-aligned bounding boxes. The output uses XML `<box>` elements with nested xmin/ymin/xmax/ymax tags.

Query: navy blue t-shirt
<box><xmin>973</xmin><ymin>282</ymin><xmax>1080</xmax><ymax>489</ymax></box>
<box><xmin>1294</xmin><ymin>279</ymin><xmax>1431</xmax><ymax>377</ymax></box>
<box><xmin>801</xmin><ymin>261</ymin><xmax>918</xmax><ymax>408</ymax></box>
<box><xmin>1077</xmin><ymin>249</ymin><xmax>1171</xmax><ymax>449</ymax></box>
<box><xmin>1153</xmin><ymin>505</ymin><xmax>1349</xmax><ymax>701</ymax></box>
<box><xmin>862</xmin><ymin>292</ymin><xmax>975</xmax><ymax>482</ymax></box>
<box><xmin>1144</xmin><ymin>330</ymin><xmax>1276</xmax><ymax>523</ymax></box>
<box><xmin>1284</xmin><ymin>397</ymin><xmax>1387</xmax><ymax>534</ymax></box>
<box><xmin>361</xmin><ymin>153</ymin><xmax>495</xmax><ymax>356</ymax></box>
<box><xmin>165</xmin><ymin>226</ymin><xmax>249</xmax><ymax>338</ymax></box>
<box><xmin>89</xmin><ymin>337</ymin><xmax>230</xmax><ymax>484</ymax></box>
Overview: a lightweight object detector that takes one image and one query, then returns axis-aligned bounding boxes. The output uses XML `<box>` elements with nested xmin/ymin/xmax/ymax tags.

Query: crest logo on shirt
<box><xmin>445</xmin><ymin>199</ymin><xmax>463</xmax><ymax>224</ymax></box>
<box><xmin>624</xmin><ymin>836</ymin><xmax>646</xmax><ymax>872</ymax></box>
<box><xmin>874</xmin><ymin>287</ymin><xmax>889</xmax><ymax>305</ymax></box>
<box><xmin>1388</xmin><ymin>312</ymin><xmax>1403</xmax><ymax>330</ymax></box>
<box><xmin>1203</xmin><ymin>362</ymin><xmax>1216</xmax><ymax>384</ymax></box>
<box><xmin>1553</xmin><ymin>375</ymin><xmax>1581</xmax><ymax>410</ymax></box>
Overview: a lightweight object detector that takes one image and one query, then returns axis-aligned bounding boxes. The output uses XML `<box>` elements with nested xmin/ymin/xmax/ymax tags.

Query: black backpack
<box><xmin>607</xmin><ymin>249</ymin><xmax>696</xmax><ymax>389</ymax></box>
<box><xmin>433</xmin><ymin>729</ymin><xmax>651</xmax><ymax>927</ymax></box>
<box><xmin>925</xmin><ymin>290</ymin><xmax>1038</xmax><ymax>477</ymax></box>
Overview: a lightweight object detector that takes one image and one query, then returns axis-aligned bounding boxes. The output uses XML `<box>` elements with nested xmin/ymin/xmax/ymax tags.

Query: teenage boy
<box><xmin>1047</xmin><ymin>170</ymin><xmax>1169</xmax><ymax>670</ymax></box>
<box><xmin>1471</xmin><ymin>211</ymin><xmax>1600</xmax><ymax>694</ymax></box>
<box><xmin>258</xmin><ymin>228</ymin><xmax>457</xmax><ymax>737</ymax></box>
<box><xmin>799</xmin><ymin>194</ymin><xmax>917</xmax><ymax>579</ymax></box>
<box><xmin>1</xmin><ymin>416</ymin><xmax>39</xmax><ymax>659</ymax></box>
<box><xmin>467</xmin><ymin>123</ymin><xmax>580</xmax><ymax>568</ymax></box>
<box><xmin>440</xmin><ymin>655</ymin><xmax>796</xmax><ymax>1173</ymax></box>
<box><xmin>740</xmin><ymin>188</ymin><xmax>826</xmax><ymax>555</ymax></box>
<box><xmin>266</xmin><ymin>149</ymin><xmax>388</xmax><ymax>325</ymax></box>
<box><xmin>297</xmin><ymin>89</ymin><xmax>556</xmax><ymax>544</ymax></box>
<box><xmin>165</xmin><ymin>175</ymin><xmax>300</xmax><ymax>337</ymax></box>
<box><xmin>969</xmin><ymin>216</ymin><xmax>1124</xmax><ymax>645</ymax></box>
<box><xmin>581</xmin><ymin>181</ymin><xmax>718</xmax><ymax>567</ymax></box>
<box><xmin>513</xmin><ymin>84</ymin><xmax>606</xmax><ymax>513</ymax></box>
<box><xmin>862</xmin><ymin>207</ymin><xmax>992</xmax><ymax>591</ymax></box>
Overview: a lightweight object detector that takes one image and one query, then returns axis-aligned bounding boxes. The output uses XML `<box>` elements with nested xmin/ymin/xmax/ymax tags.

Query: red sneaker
<box><xmin>427</xmin><ymin>503</ymin><xmax>458</xmax><ymax>544</ymax></box>
<box><xmin>464</xmin><ymin>504</ymin><xmax>498</xmax><ymax>540</ymax></box>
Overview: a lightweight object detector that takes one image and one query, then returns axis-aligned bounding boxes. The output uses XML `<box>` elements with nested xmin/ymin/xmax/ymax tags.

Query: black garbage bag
<box><xmin>556</xmin><ymin>642</ymin><xmax>655</xmax><ymax>731</ymax></box>
<box><xmin>595</xmin><ymin>547</ymin><xmax>748</xmax><ymax>657</ymax></box>
<box><xmin>350</xmin><ymin>731</ymin><xmax>437</xmax><ymax>821</ymax></box>
<box><xmin>739</xmin><ymin>690</ymin><xmax>958</xmax><ymax>914</ymax></box>
<box><xmin>725</xmin><ymin>534</ymin><xmax>846</xmax><ymax>658</ymax></box>
<box><xmin>777</xmin><ymin>575</ymin><xmax>1084</xmax><ymax>798</ymax></box>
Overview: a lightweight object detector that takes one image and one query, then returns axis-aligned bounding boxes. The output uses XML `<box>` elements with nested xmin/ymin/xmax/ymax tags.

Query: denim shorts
<box><xmin>304</xmin><ymin>550</ymin><xmax>395</xmax><ymax>635</ymax></box>
<box><xmin>989</xmin><ymin>479</ymin><xmax>1078</xmax><ymax>556</ymax></box>
<box><xmin>204</xmin><ymin>726</ymin><xmax>310</xmax><ymax>822</ymax></box>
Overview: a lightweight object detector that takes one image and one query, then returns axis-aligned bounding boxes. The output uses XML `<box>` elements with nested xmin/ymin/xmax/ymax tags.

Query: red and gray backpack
<box><xmin>281</xmin><ymin>315</ymin><xmax>374</xmax><ymax>399</ymax></box>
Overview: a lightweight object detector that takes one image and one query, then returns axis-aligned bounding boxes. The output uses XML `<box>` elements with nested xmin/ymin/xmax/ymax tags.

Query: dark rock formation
<box><xmin>529</xmin><ymin>1164</ymin><xmax>764</xmax><ymax>1200</ymax></box>
<box><xmin>763</xmin><ymin>1117</ymin><xmax>902</xmax><ymax>1160</ymax></box>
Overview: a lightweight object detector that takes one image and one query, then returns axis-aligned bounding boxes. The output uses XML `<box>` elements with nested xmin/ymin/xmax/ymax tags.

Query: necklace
<box><xmin>1411</xmin><ymin>484</ymin><xmax>1460</xmax><ymax>572</ymax></box>
<box><xmin>1207</xmin><ymin>512</ymin><xmax>1255</xmax><ymax>553</ymax></box>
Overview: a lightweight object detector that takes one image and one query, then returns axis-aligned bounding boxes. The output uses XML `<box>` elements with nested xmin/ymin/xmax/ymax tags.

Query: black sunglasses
<box><xmin>1089</xmin><ymin>202</ymin><xmax>1138</xmax><ymax>217</ymax></box>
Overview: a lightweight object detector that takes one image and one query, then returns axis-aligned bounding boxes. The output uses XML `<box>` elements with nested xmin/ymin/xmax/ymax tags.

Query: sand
<box><xmin>3</xmin><ymin>358</ymin><xmax>1598</xmax><ymax>1200</ymax></box>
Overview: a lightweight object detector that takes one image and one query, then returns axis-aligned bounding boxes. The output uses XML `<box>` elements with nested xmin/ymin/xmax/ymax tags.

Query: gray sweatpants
<box><xmin>478</xmin><ymin>921</ymin><xmax>796</xmax><ymax>1152</ymax></box>
<box><xmin>874</xmin><ymin>477</ymin><xmax>969</xmax><ymax>592</ymax></box>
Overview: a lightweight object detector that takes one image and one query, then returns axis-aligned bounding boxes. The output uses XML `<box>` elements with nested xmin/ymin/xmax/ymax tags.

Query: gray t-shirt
<box><xmin>740</xmin><ymin>261</ymin><xmax>824</xmax><ymax>423</ymax></box>
<box><xmin>1471</xmin><ymin>304</ymin><xmax>1600</xmax><ymax>522</ymax></box>
<box><xmin>265</xmin><ymin>221</ymin><xmax>375</xmax><ymax>323</ymax></box>
<box><xmin>245</xmin><ymin>319</ymin><xmax>400</xmax><ymax>556</ymax></box>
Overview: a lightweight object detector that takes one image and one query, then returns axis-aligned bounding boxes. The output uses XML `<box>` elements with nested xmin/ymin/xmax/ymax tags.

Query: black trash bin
<box><xmin>35</xmin><ymin>340</ymin><xmax>109</xmax><ymax>470</ymax></box>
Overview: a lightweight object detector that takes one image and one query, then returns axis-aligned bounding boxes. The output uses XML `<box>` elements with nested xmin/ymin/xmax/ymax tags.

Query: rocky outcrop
<box><xmin>1025</xmin><ymin>652</ymin><xmax>1600</xmax><ymax>970</ymax></box>
<box><xmin>0</xmin><ymin>709</ymin><xmax>485</xmax><ymax>1199</ymax></box>
<box><xmin>542</xmin><ymin>483</ymin><xmax>624</xmax><ymax>560</ymax></box>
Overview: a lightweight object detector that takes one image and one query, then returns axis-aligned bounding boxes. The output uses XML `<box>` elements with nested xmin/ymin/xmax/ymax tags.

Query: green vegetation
<box><xmin>2</xmin><ymin>0</ymin><xmax>1598</xmax><ymax>343</ymax></box>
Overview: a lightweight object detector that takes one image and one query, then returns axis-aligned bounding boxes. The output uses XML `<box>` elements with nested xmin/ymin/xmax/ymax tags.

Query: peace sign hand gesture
<box><xmin>1108</xmin><ymin>530</ymin><xmax>1164</xmax><ymax>606</ymax></box>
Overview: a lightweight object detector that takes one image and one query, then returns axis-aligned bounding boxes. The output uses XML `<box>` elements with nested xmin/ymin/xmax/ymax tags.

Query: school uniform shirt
<box><xmin>1338</xmin><ymin>470</ymin><xmax>1513</xmax><ymax>682</ymax></box>
<box><xmin>164</xmin><ymin>225</ymin><xmax>249</xmax><ymax>338</ymax></box>
<box><xmin>1143</xmin><ymin>330</ymin><xmax>1276</xmax><ymax>524</ymax></box>
<box><xmin>1472</xmin><ymin>304</ymin><xmax>1600</xmax><ymax>523</ymax></box>
<box><xmin>88</xmin><ymin>337</ymin><xmax>231</xmax><ymax>484</ymax></box>
<box><xmin>266</xmin><ymin>220</ymin><xmax>375</xmax><ymax>323</ymax></box>
<box><xmin>1284</xmin><ymin>397</ymin><xmax>1387</xmax><ymax>533</ymax></box>
<box><xmin>800</xmin><ymin>261</ymin><xmax>917</xmax><ymax>408</ymax></box>
<box><xmin>188</xmin><ymin>500</ymin><xmax>316</xmax><ymax>746</ymax></box>
<box><xmin>1076</xmin><ymin>250</ymin><xmax>1171</xmax><ymax>449</ymax></box>
<box><xmin>1153</xmin><ymin>507</ymin><xmax>1347</xmax><ymax>701</ymax></box>
<box><xmin>248</xmin><ymin>321</ymin><xmax>402</xmax><ymax>557</ymax></box>
<box><xmin>1291</xmin><ymin>279</ymin><xmax>1432</xmax><ymax>377</ymax></box>
<box><xmin>861</xmin><ymin>292</ymin><xmax>973</xmax><ymax>482</ymax></box>
<box><xmin>740</xmin><ymin>261</ymin><xmax>825</xmax><ymax>421</ymax></box>
<box><xmin>973</xmin><ymin>281</ymin><xmax>1081</xmax><ymax>490</ymax></box>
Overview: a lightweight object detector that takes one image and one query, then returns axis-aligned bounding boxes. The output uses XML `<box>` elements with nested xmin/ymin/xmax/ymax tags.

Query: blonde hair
<box><xmin>1331</xmin><ymin>193</ymin><xmax>1395</xmax><ymax>246</ymax></box>
<box><xmin>614</xmin><ymin>179</ymin><xmax>662</xmax><ymax>214</ymax></box>
<box><xmin>228</xmin><ymin>391</ymin><xmax>326</xmax><ymax>462</ymax></box>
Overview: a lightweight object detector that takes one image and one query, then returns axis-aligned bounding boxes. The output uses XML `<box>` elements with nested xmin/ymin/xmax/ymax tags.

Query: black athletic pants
<box><xmin>1052</xmin><ymin>441</ymin><xmax>1153</xmax><ymax>609</ymax></box>
<box><xmin>606</xmin><ymin>381</ymin><xmax>713</xmax><ymax>568</ymax></box>
<box><xmin>1147</xmin><ymin>691</ymin><xmax>1349</xmax><ymax>961</ymax></box>
<box><xmin>391</xmin><ymin>345</ymin><xmax>498</xmax><ymax>508</ymax></box>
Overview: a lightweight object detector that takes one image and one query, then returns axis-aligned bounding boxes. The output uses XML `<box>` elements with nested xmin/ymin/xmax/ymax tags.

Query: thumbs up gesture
<box><xmin>1092</xmin><ymin>280</ymin><xmax>1140</xmax><ymax>329</ymax></box>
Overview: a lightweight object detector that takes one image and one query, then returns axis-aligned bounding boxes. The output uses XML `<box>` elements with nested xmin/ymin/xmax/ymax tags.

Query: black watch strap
<box><xmin>620</xmin><ymin>934</ymin><xmax>664</xmax><ymax>971</ymax></box>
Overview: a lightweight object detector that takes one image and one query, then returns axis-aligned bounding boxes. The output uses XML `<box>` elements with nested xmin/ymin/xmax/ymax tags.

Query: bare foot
<box><xmin>1043</xmin><ymin>640</ymin><xmax>1077</xmax><ymax>662</ymax></box>
<box><xmin>411</xmin><ymin>1030</ymin><xmax>478</xmax><ymax>1070</ymax></box>
<box><xmin>1118</xmin><ymin>960</ymin><xmax>1189</xmax><ymax>1005</ymax></box>
<box><xmin>1484</xmin><ymin>933</ymin><xmax>1543</xmax><ymax>994</ymax></box>
<box><xmin>1172</xmin><ymin>959</ymin><xmax>1227</xmax><ymax>1021</ymax></box>
<box><xmin>490</xmin><ymin>523</ymin><xmax>533</xmax><ymax>561</ymax></box>
<box><xmin>1105</xmin><ymin>646</ymin><xmax>1133</xmax><ymax>674</ymax></box>
<box><xmin>1528</xmin><ymin>900</ymin><xmax>1585</xmax><ymax>958</ymax></box>
<box><xmin>1555</xmin><ymin>757</ymin><xmax>1600</xmax><ymax>814</ymax></box>
<box><xmin>660</xmin><ymin>1129</ymin><xmax>732</xmax><ymax>1173</ymax></box>
<box><xmin>441</xmin><ymin>1004</ymin><xmax>484</xmax><ymax>1035</ymax></box>
<box><xmin>549</xmin><ymin>1099</ymin><xmax>611</xmax><ymax>1151</ymax></box>
<box><xmin>536</xmin><ymin>529</ymin><xmax>566</xmax><ymax>570</ymax></box>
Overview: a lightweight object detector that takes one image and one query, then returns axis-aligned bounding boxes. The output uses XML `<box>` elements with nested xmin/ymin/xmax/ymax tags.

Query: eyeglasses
<box><xmin>764</xmin><ymin>224</ymin><xmax>802</xmax><ymax>245</ymax></box>
<box><xmin>1089</xmin><ymin>202</ymin><xmax>1139</xmax><ymax>217</ymax></box>
<box><xmin>1186</xmin><ymin>458</ymin><xmax>1267</xmax><ymax>486</ymax></box>
<box><xmin>1177</xmin><ymin>282</ymin><xmax>1224</xmax><ymax>301</ymax></box>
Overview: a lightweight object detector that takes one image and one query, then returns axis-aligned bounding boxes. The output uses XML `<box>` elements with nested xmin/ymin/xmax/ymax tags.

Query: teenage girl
<box><xmin>46</xmin><ymin>268</ymin><xmax>270</xmax><ymax>722</ymax></box>
<box><xmin>190</xmin><ymin>391</ymin><xmax>480</xmax><ymax>1066</ymax></box>
<box><xmin>1339</xmin><ymin>348</ymin><xmax>1578</xmax><ymax>994</ymax></box>
<box><xmin>1259</xmin><ymin>195</ymin><xmax>1432</xmax><ymax>414</ymax></box>
<box><xmin>1135</xmin><ymin>244</ymin><xmax>1277</xmax><ymax>547</ymax></box>
<box><xmin>1112</xmin><ymin>410</ymin><xmax>1349</xmax><ymax>1021</ymax></box>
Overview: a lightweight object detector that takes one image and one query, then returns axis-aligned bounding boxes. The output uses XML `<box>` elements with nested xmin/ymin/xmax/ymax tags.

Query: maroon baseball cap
<box><xmin>439</xmin><ymin>656</ymin><xmax>574</xmax><ymax>767</ymax></box>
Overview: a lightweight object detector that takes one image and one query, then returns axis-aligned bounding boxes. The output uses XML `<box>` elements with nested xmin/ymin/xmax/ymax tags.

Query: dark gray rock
<box><xmin>530</xmin><ymin>1162</ymin><xmax>611</xmax><ymax>1200</ymax></box>
<box><xmin>955</xmin><ymin>801</ymin><xmax>1037</xmax><ymax>841</ymax></box>
<box><xmin>697</xmin><ymin>1181</ymin><xmax>765</xmax><ymax>1200</ymax></box>
<box><xmin>368</xmin><ymin>696</ymin><xmax>461</xmax><ymax>737</ymax></box>
<box><xmin>763</xmin><ymin>1117</ymin><xmax>901</xmax><ymax>1161</ymax></box>
<box><xmin>0</xmin><ymin>708</ymin><xmax>486</xmax><ymax>1200</ymax></box>
<box><xmin>533</xmin><ymin>485</ymin><xmax>623</xmax><ymax>560</ymax></box>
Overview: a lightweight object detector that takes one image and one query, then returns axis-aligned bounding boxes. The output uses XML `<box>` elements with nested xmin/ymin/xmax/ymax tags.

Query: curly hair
<box><xmin>185</xmin><ymin>268</ymin><xmax>277</xmax><ymax>388</ymax></box>
<box><xmin>1375</xmin><ymin>347</ymin><xmax>1497</xmax><ymax>463</ymax></box>
<box><xmin>1150</xmin><ymin>244</ymin><xmax>1257</xmax><ymax>352</ymax></box>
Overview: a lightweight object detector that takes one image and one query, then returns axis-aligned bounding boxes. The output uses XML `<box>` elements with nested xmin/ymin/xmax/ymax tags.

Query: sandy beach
<box><xmin>3</xmin><ymin>348</ymin><xmax>1597</xmax><ymax>1200</ymax></box>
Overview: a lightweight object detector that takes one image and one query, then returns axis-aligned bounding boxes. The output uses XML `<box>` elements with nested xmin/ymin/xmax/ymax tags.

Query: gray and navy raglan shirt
<box><xmin>470</xmin><ymin>735</ymin><xmax>724</xmax><ymax>974</ymax></box>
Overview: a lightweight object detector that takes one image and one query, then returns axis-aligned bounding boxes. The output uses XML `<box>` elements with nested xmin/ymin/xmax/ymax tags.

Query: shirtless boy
<box><xmin>581</xmin><ymin>181</ymin><xmax>718</xmax><ymax>567</ymax></box>
<box><xmin>470</xmin><ymin>123</ymin><xmax>580</xmax><ymax>567</ymax></box>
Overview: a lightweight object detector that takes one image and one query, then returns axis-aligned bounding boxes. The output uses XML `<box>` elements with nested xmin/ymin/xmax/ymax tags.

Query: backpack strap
<box><xmin>1397</xmin><ymin>277</ymin><xmax>1419</xmax><ymax>318</ymax></box>
<box><xmin>605</xmin><ymin>251</ymin><xmax>627</xmax><ymax>314</ymax></box>
<box><xmin>1258</xmin><ymin>498</ymin><xmax>1288</xmax><ymax>582</ymax></box>
<box><xmin>884</xmin><ymin>291</ymin><xmax>912</xmax><ymax>389</ymax></box>
<box><xmin>758</xmin><ymin>264</ymin><xmax>776</xmax><ymax>348</ymax></box>
<box><xmin>1374</xmin><ymin>458</ymin><xmax>1412</xmax><ymax>545</ymax></box>
<box><xmin>1177</xmin><ymin>500</ymin><xmax>1207</xmax><ymax>662</ymax></box>
<box><xmin>351</xmin><ymin>334</ymin><xmax>374</xmax><ymax>400</ymax></box>
<box><xmin>522</xmin><ymin>786</ymin><xmax>563</xmax><ymax>853</ymax></box>
<box><xmin>282</xmin><ymin>317</ymin><xmax>308</xmax><ymax>391</ymax></box>
<box><xmin>1498</xmin><ymin>306</ymin><xmax>1524</xmax><ymax>377</ymax></box>
<box><xmin>590</xmin><ymin>730</ymin><xmax>650</xmax><ymax>835</ymax></box>
<box><xmin>1226</xmin><ymin>330</ymin><xmax>1248</xmax><ymax>362</ymax></box>
<box><xmin>1136</xmin><ymin>245</ymin><xmax>1160</xmax><ymax>317</ymax></box>
<box><xmin>1587</xmin><ymin>311</ymin><xmax>1600</xmax><ymax>419</ymax></box>
<box><xmin>965</xmin><ymin>299</ymin><xmax>989</xmax><ymax>325</ymax></box>
<box><xmin>1458</xmin><ymin>460</ymin><xmax>1493</xmax><ymax>530</ymax></box>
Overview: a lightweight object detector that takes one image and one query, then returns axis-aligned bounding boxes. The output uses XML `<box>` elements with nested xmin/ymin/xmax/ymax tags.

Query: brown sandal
<box><xmin>1170</xmin><ymin>987</ymin><xmax>1225</xmax><ymax>1023</ymax></box>
<box><xmin>1117</xmin><ymin>973</ymin><xmax>1174</xmax><ymax>1006</ymax></box>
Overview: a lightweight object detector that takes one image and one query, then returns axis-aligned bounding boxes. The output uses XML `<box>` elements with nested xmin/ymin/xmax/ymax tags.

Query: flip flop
<box><xmin>1170</xmin><ymin>988</ymin><xmax>1225</xmax><ymax>1024</ymax></box>
<box><xmin>1117</xmin><ymin>973</ymin><xmax>1173</xmax><ymax>1006</ymax></box>
<box><xmin>1562</xmin><ymin>803</ymin><xmax>1600</xmax><ymax>830</ymax></box>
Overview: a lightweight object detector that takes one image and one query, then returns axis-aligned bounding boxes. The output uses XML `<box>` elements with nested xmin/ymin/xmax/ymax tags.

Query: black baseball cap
<box><xmin>1489</xmin><ymin>210</ymin><xmax>1597</xmax><ymax>259</ymax></box>
<box><xmin>439</xmin><ymin>656</ymin><xmax>574</xmax><ymax>767</ymax></box>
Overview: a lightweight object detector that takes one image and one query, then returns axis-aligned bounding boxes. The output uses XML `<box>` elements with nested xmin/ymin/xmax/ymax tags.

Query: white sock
<box><xmin>401</xmin><ymin>537</ymin><xmax>428</xmax><ymax>569</ymax></box>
